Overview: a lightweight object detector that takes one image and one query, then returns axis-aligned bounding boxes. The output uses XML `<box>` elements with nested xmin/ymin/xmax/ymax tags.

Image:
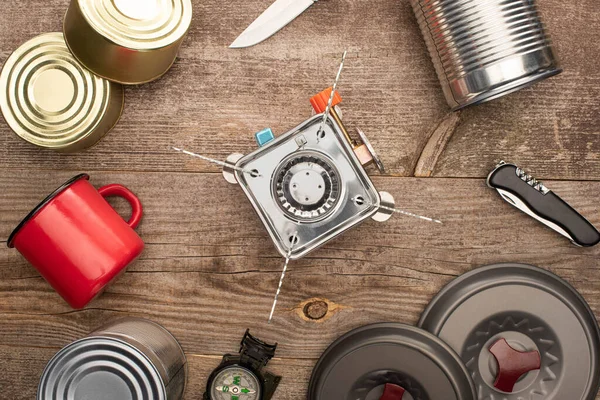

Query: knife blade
<box><xmin>487</xmin><ymin>161</ymin><xmax>600</xmax><ymax>247</ymax></box>
<box><xmin>230</xmin><ymin>0</ymin><xmax>317</xmax><ymax>48</ymax></box>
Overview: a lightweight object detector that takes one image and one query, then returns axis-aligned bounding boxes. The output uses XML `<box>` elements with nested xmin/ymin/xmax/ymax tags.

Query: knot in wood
<box><xmin>303</xmin><ymin>300</ymin><xmax>329</xmax><ymax>320</ymax></box>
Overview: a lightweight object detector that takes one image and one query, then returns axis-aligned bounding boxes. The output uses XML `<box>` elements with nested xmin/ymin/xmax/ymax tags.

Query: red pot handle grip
<box><xmin>98</xmin><ymin>184</ymin><xmax>143</xmax><ymax>229</ymax></box>
<box><xmin>489</xmin><ymin>338</ymin><xmax>541</xmax><ymax>393</ymax></box>
<box><xmin>380</xmin><ymin>384</ymin><xmax>405</xmax><ymax>400</ymax></box>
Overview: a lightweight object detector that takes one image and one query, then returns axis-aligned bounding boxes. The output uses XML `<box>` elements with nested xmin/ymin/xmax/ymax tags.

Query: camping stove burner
<box><xmin>274</xmin><ymin>152</ymin><xmax>340</xmax><ymax>221</ymax></box>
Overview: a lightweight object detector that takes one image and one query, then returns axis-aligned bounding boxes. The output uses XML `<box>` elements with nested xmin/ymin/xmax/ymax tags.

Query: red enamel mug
<box><xmin>7</xmin><ymin>174</ymin><xmax>144</xmax><ymax>309</ymax></box>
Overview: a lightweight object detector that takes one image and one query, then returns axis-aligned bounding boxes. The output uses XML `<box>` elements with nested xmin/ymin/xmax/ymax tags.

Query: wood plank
<box><xmin>1</xmin><ymin>0</ymin><xmax>600</xmax><ymax>398</ymax></box>
<box><xmin>0</xmin><ymin>0</ymin><xmax>598</xmax><ymax>179</ymax></box>
<box><xmin>0</xmin><ymin>345</ymin><xmax>313</xmax><ymax>400</ymax></box>
<box><xmin>0</xmin><ymin>0</ymin><xmax>446</xmax><ymax>176</ymax></box>
<box><xmin>420</xmin><ymin>2</ymin><xmax>600</xmax><ymax>180</ymax></box>
<box><xmin>0</xmin><ymin>172</ymin><xmax>599</xmax><ymax>400</ymax></box>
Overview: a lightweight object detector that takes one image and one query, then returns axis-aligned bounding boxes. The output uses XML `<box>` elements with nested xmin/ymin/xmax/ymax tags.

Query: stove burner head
<box><xmin>226</xmin><ymin>114</ymin><xmax>387</xmax><ymax>259</ymax></box>
<box><xmin>274</xmin><ymin>152</ymin><xmax>340</xmax><ymax>222</ymax></box>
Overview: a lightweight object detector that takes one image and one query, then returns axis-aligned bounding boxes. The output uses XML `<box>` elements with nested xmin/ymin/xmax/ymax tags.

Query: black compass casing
<box><xmin>204</xmin><ymin>330</ymin><xmax>281</xmax><ymax>400</ymax></box>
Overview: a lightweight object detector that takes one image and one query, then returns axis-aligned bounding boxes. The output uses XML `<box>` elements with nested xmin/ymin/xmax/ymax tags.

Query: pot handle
<box><xmin>98</xmin><ymin>184</ymin><xmax>143</xmax><ymax>229</ymax></box>
<box><xmin>380</xmin><ymin>384</ymin><xmax>405</xmax><ymax>400</ymax></box>
<box><xmin>489</xmin><ymin>338</ymin><xmax>541</xmax><ymax>393</ymax></box>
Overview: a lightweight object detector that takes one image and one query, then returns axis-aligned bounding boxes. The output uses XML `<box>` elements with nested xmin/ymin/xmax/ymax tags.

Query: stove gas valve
<box><xmin>222</xmin><ymin>88</ymin><xmax>395</xmax><ymax>260</ymax></box>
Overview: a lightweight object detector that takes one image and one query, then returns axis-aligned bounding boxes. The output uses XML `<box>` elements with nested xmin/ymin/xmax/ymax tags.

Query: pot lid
<box><xmin>418</xmin><ymin>263</ymin><xmax>600</xmax><ymax>400</ymax></box>
<box><xmin>308</xmin><ymin>323</ymin><xmax>476</xmax><ymax>400</ymax></box>
<box><xmin>37</xmin><ymin>337</ymin><xmax>166</xmax><ymax>400</ymax></box>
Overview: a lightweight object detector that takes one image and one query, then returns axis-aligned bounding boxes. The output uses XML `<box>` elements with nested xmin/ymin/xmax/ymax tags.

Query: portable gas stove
<box><xmin>222</xmin><ymin>88</ymin><xmax>395</xmax><ymax>260</ymax></box>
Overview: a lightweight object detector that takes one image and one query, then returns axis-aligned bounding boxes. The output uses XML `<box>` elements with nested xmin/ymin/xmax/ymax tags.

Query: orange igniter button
<box><xmin>310</xmin><ymin>87</ymin><xmax>342</xmax><ymax>114</ymax></box>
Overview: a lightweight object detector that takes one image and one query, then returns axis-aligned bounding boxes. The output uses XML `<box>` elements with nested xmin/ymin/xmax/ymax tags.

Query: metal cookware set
<box><xmin>309</xmin><ymin>263</ymin><xmax>600</xmax><ymax>400</ymax></box>
<box><xmin>2</xmin><ymin>0</ymin><xmax>599</xmax><ymax>399</ymax></box>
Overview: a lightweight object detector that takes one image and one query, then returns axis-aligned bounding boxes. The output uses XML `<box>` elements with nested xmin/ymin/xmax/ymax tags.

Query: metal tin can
<box><xmin>0</xmin><ymin>33</ymin><xmax>124</xmax><ymax>152</ymax></box>
<box><xmin>63</xmin><ymin>0</ymin><xmax>193</xmax><ymax>85</ymax></box>
<box><xmin>38</xmin><ymin>318</ymin><xmax>187</xmax><ymax>400</ymax></box>
<box><xmin>409</xmin><ymin>0</ymin><xmax>562</xmax><ymax>110</ymax></box>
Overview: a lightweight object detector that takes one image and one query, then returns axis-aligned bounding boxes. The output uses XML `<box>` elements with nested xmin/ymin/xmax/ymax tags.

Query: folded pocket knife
<box><xmin>487</xmin><ymin>161</ymin><xmax>600</xmax><ymax>247</ymax></box>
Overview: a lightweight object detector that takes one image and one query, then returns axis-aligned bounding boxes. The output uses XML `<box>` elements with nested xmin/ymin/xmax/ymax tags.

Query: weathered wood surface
<box><xmin>1</xmin><ymin>172</ymin><xmax>600</xmax><ymax>398</ymax></box>
<box><xmin>0</xmin><ymin>0</ymin><xmax>599</xmax><ymax>179</ymax></box>
<box><xmin>0</xmin><ymin>0</ymin><xmax>599</xmax><ymax>399</ymax></box>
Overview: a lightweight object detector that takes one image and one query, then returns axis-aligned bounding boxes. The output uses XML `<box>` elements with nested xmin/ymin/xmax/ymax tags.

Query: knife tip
<box><xmin>229</xmin><ymin>38</ymin><xmax>251</xmax><ymax>49</ymax></box>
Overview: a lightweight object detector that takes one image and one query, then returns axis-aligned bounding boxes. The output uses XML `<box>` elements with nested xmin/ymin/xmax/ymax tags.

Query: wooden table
<box><xmin>1</xmin><ymin>0</ymin><xmax>599</xmax><ymax>398</ymax></box>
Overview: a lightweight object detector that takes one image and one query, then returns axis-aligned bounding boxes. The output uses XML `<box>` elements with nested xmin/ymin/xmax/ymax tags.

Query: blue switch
<box><xmin>255</xmin><ymin>128</ymin><xmax>275</xmax><ymax>147</ymax></box>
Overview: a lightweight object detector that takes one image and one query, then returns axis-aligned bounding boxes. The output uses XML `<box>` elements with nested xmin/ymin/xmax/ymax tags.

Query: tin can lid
<box><xmin>308</xmin><ymin>323</ymin><xmax>476</xmax><ymax>400</ymax></box>
<box><xmin>419</xmin><ymin>263</ymin><xmax>600</xmax><ymax>400</ymax></box>
<box><xmin>77</xmin><ymin>0</ymin><xmax>193</xmax><ymax>50</ymax></box>
<box><xmin>0</xmin><ymin>32</ymin><xmax>122</xmax><ymax>150</ymax></box>
<box><xmin>38</xmin><ymin>337</ymin><xmax>167</xmax><ymax>400</ymax></box>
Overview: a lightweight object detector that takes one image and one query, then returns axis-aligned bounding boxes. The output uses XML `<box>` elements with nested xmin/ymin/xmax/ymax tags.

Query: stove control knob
<box><xmin>310</xmin><ymin>87</ymin><xmax>342</xmax><ymax>114</ymax></box>
<box><xmin>355</xmin><ymin>128</ymin><xmax>385</xmax><ymax>173</ymax></box>
<box><xmin>489</xmin><ymin>338</ymin><xmax>541</xmax><ymax>393</ymax></box>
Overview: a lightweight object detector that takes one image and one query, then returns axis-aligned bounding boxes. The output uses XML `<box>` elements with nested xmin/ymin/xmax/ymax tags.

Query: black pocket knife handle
<box><xmin>487</xmin><ymin>163</ymin><xmax>600</xmax><ymax>247</ymax></box>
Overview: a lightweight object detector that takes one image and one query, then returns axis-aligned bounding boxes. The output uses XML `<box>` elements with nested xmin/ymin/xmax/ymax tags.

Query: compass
<box><xmin>204</xmin><ymin>330</ymin><xmax>281</xmax><ymax>400</ymax></box>
<box><xmin>210</xmin><ymin>366</ymin><xmax>261</xmax><ymax>400</ymax></box>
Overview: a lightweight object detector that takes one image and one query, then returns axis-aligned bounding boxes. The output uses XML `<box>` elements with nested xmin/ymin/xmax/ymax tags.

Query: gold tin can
<box><xmin>64</xmin><ymin>0</ymin><xmax>193</xmax><ymax>85</ymax></box>
<box><xmin>0</xmin><ymin>33</ymin><xmax>124</xmax><ymax>152</ymax></box>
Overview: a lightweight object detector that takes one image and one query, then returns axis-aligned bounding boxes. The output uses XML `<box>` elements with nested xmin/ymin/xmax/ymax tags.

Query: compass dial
<box><xmin>210</xmin><ymin>366</ymin><xmax>262</xmax><ymax>400</ymax></box>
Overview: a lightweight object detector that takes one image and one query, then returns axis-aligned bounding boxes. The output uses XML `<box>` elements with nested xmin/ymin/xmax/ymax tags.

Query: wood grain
<box><xmin>1</xmin><ymin>171</ymin><xmax>599</xmax><ymax>398</ymax></box>
<box><xmin>0</xmin><ymin>0</ymin><xmax>598</xmax><ymax>179</ymax></box>
<box><xmin>1</xmin><ymin>0</ymin><xmax>600</xmax><ymax>398</ymax></box>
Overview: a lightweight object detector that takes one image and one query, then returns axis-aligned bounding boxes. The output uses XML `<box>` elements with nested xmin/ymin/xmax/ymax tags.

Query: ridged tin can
<box><xmin>38</xmin><ymin>318</ymin><xmax>187</xmax><ymax>400</ymax></box>
<box><xmin>410</xmin><ymin>0</ymin><xmax>562</xmax><ymax>110</ymax></box>
<box><xmin>63</xmin><ymin>0</ymin><xmax>193</xmax><ymax>85</ymax></box>
<box><xmin>0</xmin><ymin>33</ymin><xmax>124</xmax><ymax>152</ymax></box>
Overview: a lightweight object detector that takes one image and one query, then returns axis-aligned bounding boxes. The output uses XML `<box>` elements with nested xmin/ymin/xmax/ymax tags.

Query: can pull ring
<box><xmin>380</xmin><ymin>383</ymin><xmax>406</xmax><ymax>400</ymax></box>
<box><xmin>489</xmin><ymin>338</ymin><xmax>541</xmax><ymax>393</ymax></box>
<box><xmin>98</xmin><ymin>184</ymin><xmax>143</xmax><ymax>229</ymax></box>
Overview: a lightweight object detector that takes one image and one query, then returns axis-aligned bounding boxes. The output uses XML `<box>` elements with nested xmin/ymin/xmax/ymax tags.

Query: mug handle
<box><xmin>98</xmin><ymin>184</ymin><xmax>143</xmax><ymax>229</ymax></box>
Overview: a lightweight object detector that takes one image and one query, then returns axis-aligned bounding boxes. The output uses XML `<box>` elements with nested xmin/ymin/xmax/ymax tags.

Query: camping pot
<box><xmin>308</xmin><ymin>323</ymin><xmax>476</xmax><ymax>399</ymax></box>
<box><xmin>0</xmin><ymin>32</ymin><xmax>123</xmax><ymax>152</ymax></box>
<box><xmin>38</xmin><ymin>318</ymin><xmax>187</xmax><ymax>400</ymax></box>
<box><xmin>419</xmin><ymin>263</ymin><xmax>600</xmax><ymax>400</ymax></box>
<box><xmin>409</xmin><ymin>0</ymin><xmax>561</xmax><ymax>110</ymax></box>
<box><xmin>63</xmin><ymin>0</ymin><xmax>193</xmax><ymax>84</ymax></box>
